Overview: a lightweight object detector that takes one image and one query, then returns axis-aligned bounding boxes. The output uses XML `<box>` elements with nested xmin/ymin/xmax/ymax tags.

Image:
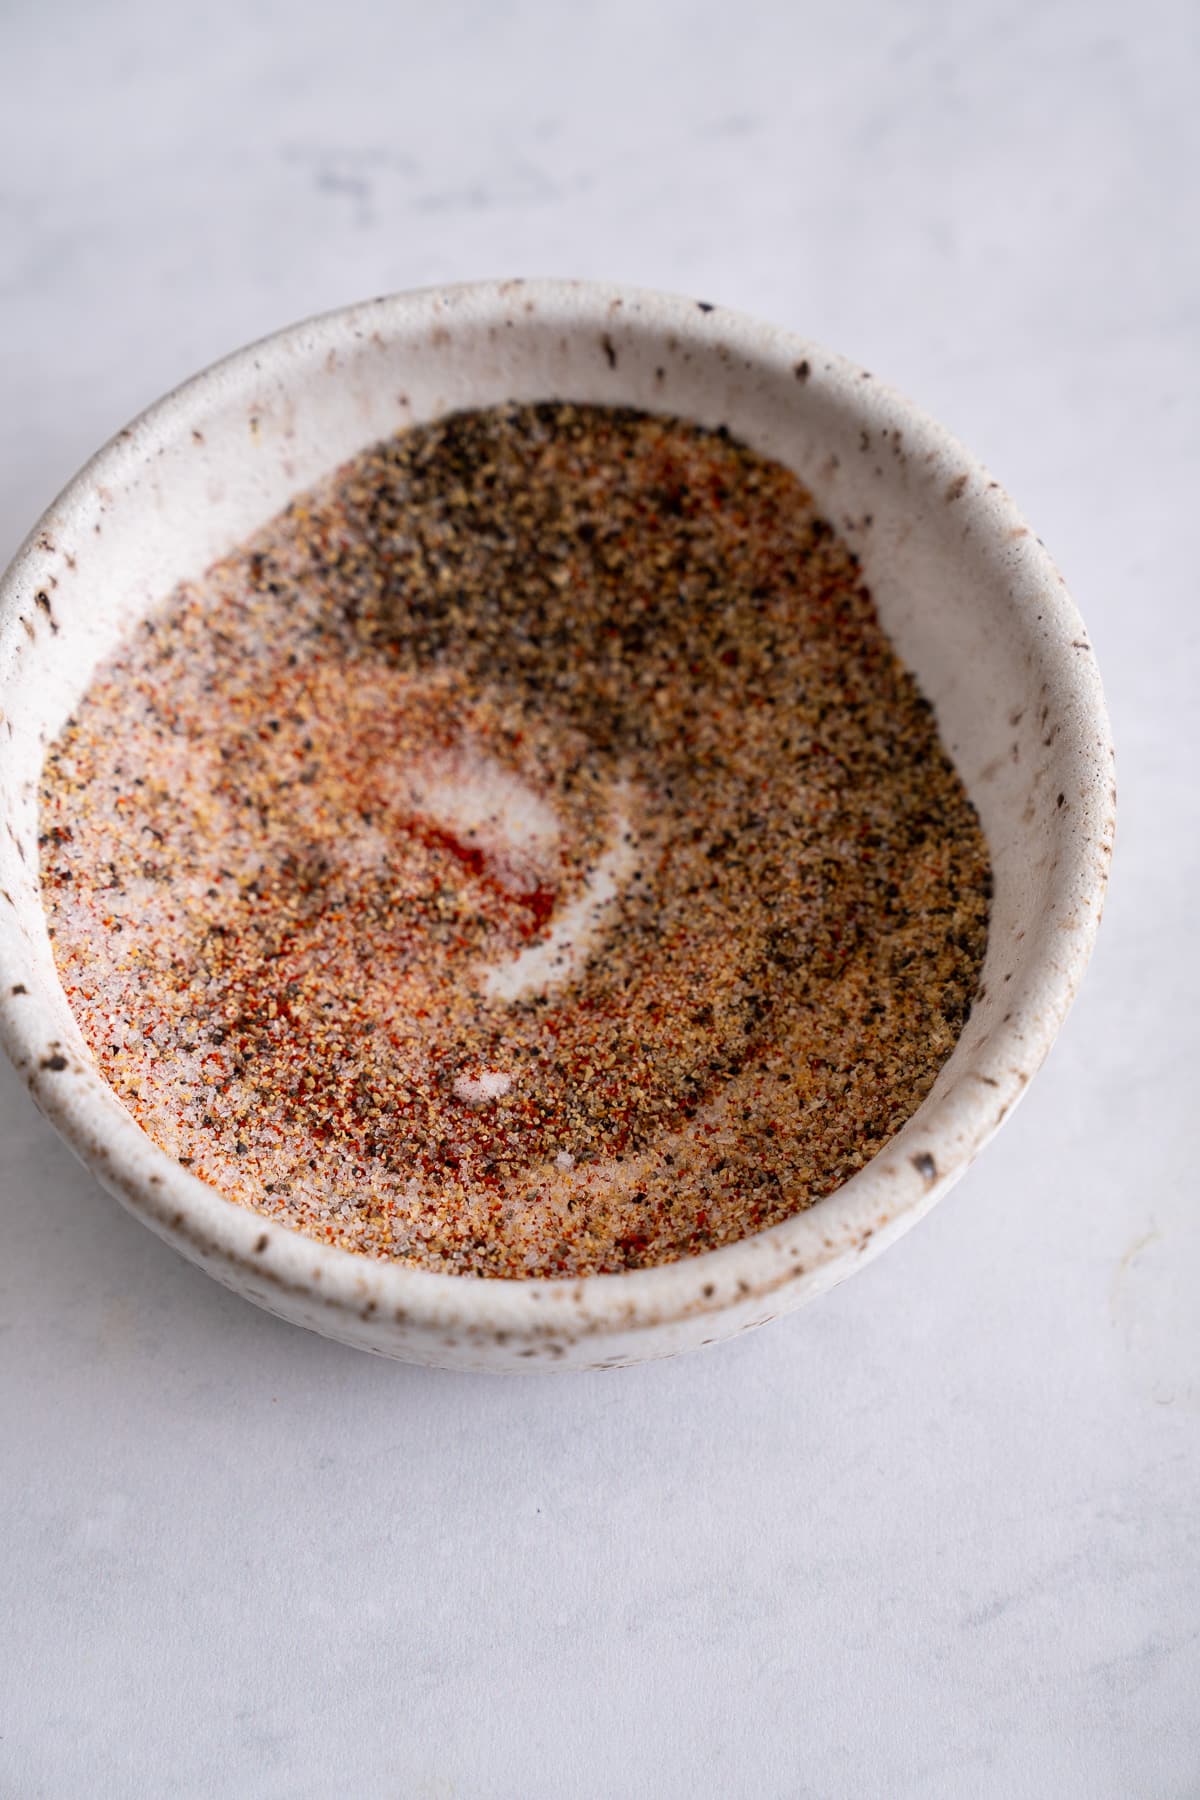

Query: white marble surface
<box><xmin>1</xmin><ymin>1</ymin><xmax>1197</xmax><ymax>1793</ymax></box>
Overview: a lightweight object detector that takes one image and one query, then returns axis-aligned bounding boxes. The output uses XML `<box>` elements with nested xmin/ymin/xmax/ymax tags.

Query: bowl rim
<box><xmin>0</xmin><ymin>277</ymin><xmax>1115</xmax><ymax>1348</ymax></box>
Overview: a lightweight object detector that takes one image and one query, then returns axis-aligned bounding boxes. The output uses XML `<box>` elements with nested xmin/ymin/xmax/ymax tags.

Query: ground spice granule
<box><xmin>41</xmin><ymin>403</ymin><xmax>991</xmax><ymax>1277</ymax></box>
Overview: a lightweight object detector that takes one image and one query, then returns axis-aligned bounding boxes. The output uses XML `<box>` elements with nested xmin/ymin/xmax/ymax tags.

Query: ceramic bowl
<box><xmin>0</xmin><ymin>281</ymin><xmax>1114</xmax><ymax>1370</ymax></box>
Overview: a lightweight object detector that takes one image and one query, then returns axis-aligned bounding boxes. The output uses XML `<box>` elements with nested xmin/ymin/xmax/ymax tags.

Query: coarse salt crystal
<box><xmin>453</xmin><ymin>1069</ymin><xmax>514</xmax><ymax>1107</ymax></box>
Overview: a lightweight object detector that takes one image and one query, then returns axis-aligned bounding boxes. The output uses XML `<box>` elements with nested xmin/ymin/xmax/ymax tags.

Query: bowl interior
<box><xmin>0</xmin><ymin>282</ymin><xmax>1112</xmax><ymax>1368</ymax></box>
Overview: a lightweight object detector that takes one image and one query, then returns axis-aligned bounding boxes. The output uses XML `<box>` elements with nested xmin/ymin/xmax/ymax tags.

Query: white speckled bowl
<box><xmin>0</xmin><ymin>281</ymin><xmax>1113</xmax><ymax>1371</ymax></box>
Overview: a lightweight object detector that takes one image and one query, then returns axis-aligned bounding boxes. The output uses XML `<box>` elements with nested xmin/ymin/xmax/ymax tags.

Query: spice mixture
<box><xmin>41</xmin><ymin>404</ymin><xmax>990</xmax><ymax>1277</ymax></box>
